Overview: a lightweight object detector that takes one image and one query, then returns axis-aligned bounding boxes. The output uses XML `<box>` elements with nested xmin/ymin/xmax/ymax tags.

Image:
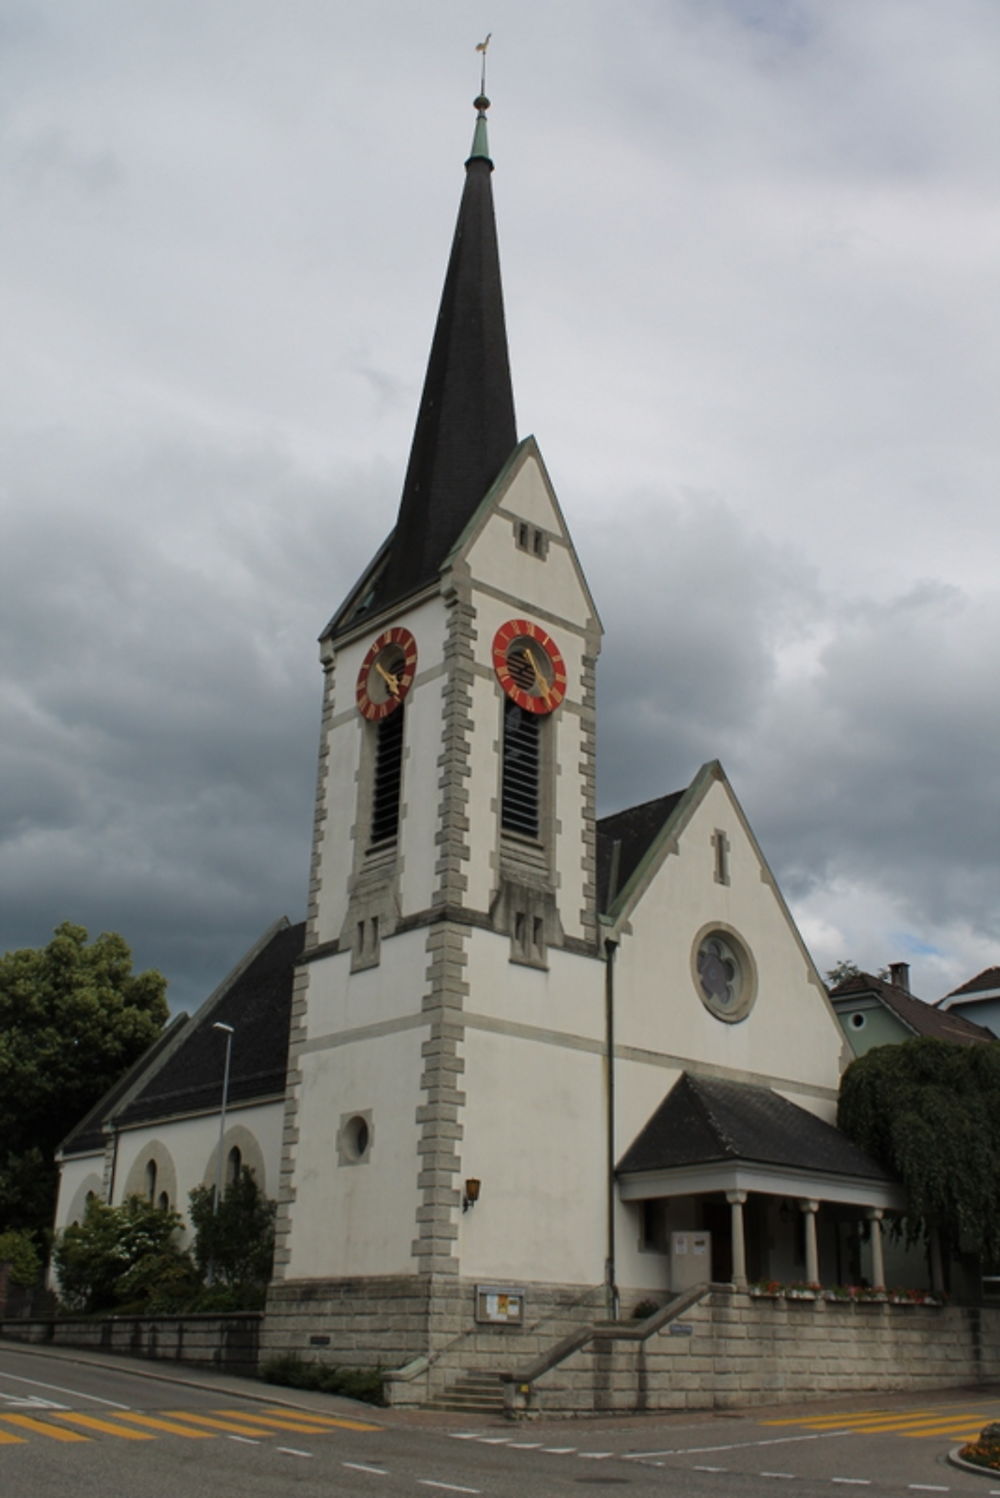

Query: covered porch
<box><xmin>617</xmin><ymin>1072</ymin><xmax>914</xmax><ymax>1294</ymax></box>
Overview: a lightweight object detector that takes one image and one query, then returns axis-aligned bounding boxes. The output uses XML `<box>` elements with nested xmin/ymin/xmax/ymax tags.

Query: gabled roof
<box><xmin>66</xmin><ymin>919</ymin><xmax>305</xmax><ymax>1144</ymax></box>
<box><xmin>59</xmin><ymin>1013</ymin><xmax>191</xmax><ymax>1157</ymax></box>
<box><xmin>830</xmin><ymin>971</ymin><xmax>994</xmax><ymax>1045</ymax></box>
<box><xmin>939</xmin><ymin>965</ymin><xmax>1000</xmax><ymax>1006</ymax></box>
<box><xmin>327</xmin><ymin>98</ymin><xmax>516</xmax><ymax>638</ymax></box>
<box><xmin>596</xmin><ymin>790</ymin><xmax>685</xmax><ymax>913</ymax></box>
<box><xmin>617</xmin><ymin>1073</ymin><xmax>892</xmax><ymax>1183</ymax></box>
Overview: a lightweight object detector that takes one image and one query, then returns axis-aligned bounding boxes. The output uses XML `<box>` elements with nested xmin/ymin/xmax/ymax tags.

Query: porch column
<box><xmin>727</xmin><ymin>1190</ymin><xmax>748</xmax><ymax>1288</ymax></box>
<box><xmin>799</xmin><ymin>1199</ymin><xmax>820</xmax><ymax>1285</ymax></box>
<box><xmin>867</xmin><ymin>1208</ymin><xmax>885</xmax><ymax>1289</ymax></box>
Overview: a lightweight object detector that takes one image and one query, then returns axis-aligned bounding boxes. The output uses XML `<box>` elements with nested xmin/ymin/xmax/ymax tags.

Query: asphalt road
<box><xmin>1</xmin><ymin>1340</ymin><xmax>999</xmax><ymax>1498</ymax></box>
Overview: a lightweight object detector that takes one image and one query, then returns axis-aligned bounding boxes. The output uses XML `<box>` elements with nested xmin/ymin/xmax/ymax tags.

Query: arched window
<box><xmin>144</xmin><ymin>1159</ymin><xmax>157</xmax><ymax>1202</ymax></box>
<box><xmin>157</xmin><ymin>1191</ymin><xmax>170</xmax><ymax>1212</ymax></box>
<box><xmin>227</xmin><ymin>1145</ymin><xmax>242</xmax><ymax>1187</ymax></box>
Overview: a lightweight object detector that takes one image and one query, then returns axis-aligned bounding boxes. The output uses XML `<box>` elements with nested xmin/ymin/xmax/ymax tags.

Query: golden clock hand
<box><xmin>374</xmin><ymin>659</ymin><xmax>401</xmax><ymax>698</ymax></box>
<box><xmin>525</xmin><ymin>647</ymin><xmax>551</xmax><ymax>704</ymax></box>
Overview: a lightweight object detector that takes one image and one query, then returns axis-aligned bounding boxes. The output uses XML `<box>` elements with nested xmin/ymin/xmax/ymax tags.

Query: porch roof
<box><xmin>616</xmin><ymin>1073</ymin><xmax>905</xmax><ymax>1211</ymax></box>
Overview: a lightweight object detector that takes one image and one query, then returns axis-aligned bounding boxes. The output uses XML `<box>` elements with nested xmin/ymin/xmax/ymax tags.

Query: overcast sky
<box><xmin>3</xmin><ymin>1</ymin><xmax>998</xmax><ymax>1015</ymax></box>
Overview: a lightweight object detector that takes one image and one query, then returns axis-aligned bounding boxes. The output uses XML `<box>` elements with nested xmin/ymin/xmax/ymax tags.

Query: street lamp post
<box><xmin>212</xmin><ymin>1022</ymin><xmax>234</xmax><ymax>1214</ymax></box>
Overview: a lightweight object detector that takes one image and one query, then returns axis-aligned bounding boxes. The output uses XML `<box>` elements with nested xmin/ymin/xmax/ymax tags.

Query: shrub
<box><xmin>260</xmin><ymin>1355</ymin><xmax>385</xmax><ymax>1406</ymax></box>
<box><xmin>53</xmin><ymin>1195</ymin><xmax>191</xmax><ymax>1314</ymax></box>
<box><xmin>188</xmin><ymin>1168</ymin><xmax>275</xmax><ymax>1292</ymax></box>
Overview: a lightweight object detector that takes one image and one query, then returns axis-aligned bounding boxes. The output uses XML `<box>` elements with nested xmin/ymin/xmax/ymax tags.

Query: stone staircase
<box><xmin>425</xmin><ymin>1370</ymin><xmax>506</xmax><ymax>1415</ymax></box>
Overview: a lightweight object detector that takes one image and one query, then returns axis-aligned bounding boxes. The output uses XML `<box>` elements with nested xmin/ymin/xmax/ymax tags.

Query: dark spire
<box><xmin>374</xmin><ymin>93</ymin><xmax>518</xmax><ymax>611</ymax></box>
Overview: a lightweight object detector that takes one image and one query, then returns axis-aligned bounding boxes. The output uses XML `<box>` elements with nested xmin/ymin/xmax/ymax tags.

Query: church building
<box><xmin>54</xmin><ymin>93</ymin><xmax>911</xmax><ymax>1407</ymax></box>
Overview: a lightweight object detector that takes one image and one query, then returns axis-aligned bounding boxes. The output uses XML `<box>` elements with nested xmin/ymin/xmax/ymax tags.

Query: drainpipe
<box><xmin>604</xmin><ymin>933</ymin><xmax>620</xmax><ymax>1322</ymax></box>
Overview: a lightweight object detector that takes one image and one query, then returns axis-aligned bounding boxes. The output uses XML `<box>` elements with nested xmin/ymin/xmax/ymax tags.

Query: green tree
<box><xmin>0</xmin><ymin>923</ymin><xmax>167</xmax><ymax>1239</ymax></box>
<box><xmin>0</xmin><ymin>1229</ymin><xmax>42</xmax><ymax>1288</ymax></box>
<box><xmin>188</xmin><ymin>1168</ymin><xmax>276</xmax><ymax>1298</ymax></box>
<box><xmin>53</xmin><ymin>1194</ymin><xmax>195</xmax><ymax>1313</ymax></box>
<box><xmin>838</xmin><ymin>1038</ymin><xmax>1000</xmax><ymax>1261</ymax></box>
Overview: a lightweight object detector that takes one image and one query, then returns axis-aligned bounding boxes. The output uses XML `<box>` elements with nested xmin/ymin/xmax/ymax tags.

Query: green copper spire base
<box><xmin>468</xmin><ymin>94</ymin><xmax>492</xmax><ymax>165</ymax></box>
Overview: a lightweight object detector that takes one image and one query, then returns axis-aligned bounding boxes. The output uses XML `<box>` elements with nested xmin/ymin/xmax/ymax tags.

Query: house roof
<box><xmin>940</xmin><ymin>965</ymin><xmax>1000</xmax><ymax>1004</ymax></box>
<box><xmin>830</xmin><ymin>971</ymin><xmax>994</xmax><ymax>1045</ymax></box>
<box><xmin>596</xmin><ymin>790</ymin><xmax>685</xmax><ymax>914</ymax></box>
<box><xmin>617</xmin><ymin>1072</ymin><xmax>893</xmax><ymax>1183</ymax></box>
<box><xmin>327</xmin><ymin>97</ymin><xmax>517</xmax><ymax>637</ymax></box>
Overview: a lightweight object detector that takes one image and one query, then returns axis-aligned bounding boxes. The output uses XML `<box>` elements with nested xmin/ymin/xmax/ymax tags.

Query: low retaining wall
<box><xmin>514</xmin><ymin>1289</ymin><xmax>1000</xmax><ymax>1417</ymax></box>
<box><xmin>0</xmin><ymin>1312</ymin><xmax>262</xmax><ymax>1379</ymax></box>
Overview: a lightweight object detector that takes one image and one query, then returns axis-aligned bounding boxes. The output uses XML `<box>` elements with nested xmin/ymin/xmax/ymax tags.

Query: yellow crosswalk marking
<box><xmin>764</xmin><ymin>1405</ymin><xmax>1000</xmax><ymax>1439</ymax></box>
<box><xmin>0</xmin><ymin>1428</ymin><xmax>26</xmax><ymax>1444</ymax></box>
<box><xmin>161</xmin><ymin>1410</ymin><xmax>274</xmax><ymax>1437</ymax></box>
<box><xmin>116</xmin><ymin>1412</ymin><xmax>216</xmax><ymax>1438</ymax></box>
<box><xmin>219</xmin><ymin>1407</ymin><xmax>381</xmax><ymax>1433</ymax></box>
<box><xmin>53</xmin><ymin>1412</ymin><xmax>154</xmax><ymax>1440</ymax></box>
<box><xmin>0</xmin><ymin>1414</ymin><xmax>89</xmax><ymax>1442</ymax></box>
<box><xmin>211</xmin><ymin>1410</ymin><xmax>345</xmax><ymax>1435</ymax></box>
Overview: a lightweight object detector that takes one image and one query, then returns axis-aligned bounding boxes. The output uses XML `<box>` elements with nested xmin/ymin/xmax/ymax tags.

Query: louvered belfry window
<box><xmin>501</xmin><ymin>698</ymin><xmax>540</xmax><ymax>838</ymax></box>
<box><xmin>370</xmin><ymin>706</ymin><xmax>405</xmax><ymax>845</ymax></box>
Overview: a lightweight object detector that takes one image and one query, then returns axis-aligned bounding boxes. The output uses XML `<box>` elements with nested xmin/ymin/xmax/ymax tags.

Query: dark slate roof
<box><xmin>943</xmin><ymin>965</ymin><xmax>1000</xmax><ymax>1000</ymax></box>
<box><xmin>60</xmin><ymin>1014</ymin><xmax>191</xmax><ymax>1157</ymax></box>
<box><xmin>617</xmin><ymin>1072</ymin><xmax>893</xmax><ymax>1182</ymax></box>
<box><xmin>596</xmin><ymin>790</ymin><xmax>685</xmax><ymax>913</ymax></box>
<box><xmin>830</xmin><ymin>971</ymin><xmax>994</xmax><ymax>1045</ymax></box>
<box><xmin>113</xmin><ymin>920</ymin><xmax>305</xmax><ymax>1129</ymax></box>
<box><xmin>327</xmin><ymin>104</ymin><xmax>517</xmax><ymax>637</ymax></box>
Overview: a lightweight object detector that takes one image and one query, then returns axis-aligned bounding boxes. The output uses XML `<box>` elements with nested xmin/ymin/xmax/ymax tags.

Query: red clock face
<box><xmin>491</xmin><ymin>619</ymin><xmax>567</xmax><ymax>715</ymax></box>
<box><xmin>356</xmin><ymin>627</ymin><xmax>418</xmax><ymax>721</ymax></box>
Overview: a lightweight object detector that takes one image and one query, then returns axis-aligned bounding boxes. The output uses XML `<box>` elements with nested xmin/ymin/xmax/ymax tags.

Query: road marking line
<box><xmin>211</xmin><ymin>1410</ymin><xmax>344</xmax><ymax>1435</ymax></box>
<box><xmin>693</xmin><ymin>1465</ymin><xmax>728</xmax><ymax>1472</ymax></box>
<box><xmin>760</xmin><ymin>1473</ymin><xmax>795</xmax><ymax>1479</ymax></box>
<box><xmin>542</xmin><ymin>1445</ymin><xmax>576</xmax><ymax>1453</ymax></box>
<box><xmin>578</xmin><ymin>1451</ymin><xmax>614</xmax><ymax>1459</ymax></box>
<box><xmin>0</xmin><ymin>1413</ymin><xmax>89</xmax><ymax>1442</ymax></box>
<box><xmin>162</xmin><ymin>1410</ymin><xmax>272</xmax><ymax>1437</ymax></box>
<box><xmin>116</xmin><ymin>1412</ymin><xmax>216</xmax><ymax>1438</ymax></box>
<box><xmin>260</xmin><ymin>1407</ymin><xmax>380</xmax><ymax>1431</ymax></box>
<box><xmin>343</xmin><ymin>1461</ymin><xmax>389</xmax><ymax>1475</ymax></box>
<box><xmin>0</xmin><ymin>1373</ymin><xmax>130</xmax><ymax>1410</ymax></box>
<box><xmin>228</xmin><ymin>1435</ymin><xmax>260</xmax><ymax>1445</ymax></box>
<box><xmin>0</xmin><ymin>1429</ymin><xmax>26</xmax><ymax>1444</ymax></box>
<box><xmin>626</xmin><ymin>1431</ymin><xmax>855</xmax><ymax>1458</ymax></box>
<box><xmin>831</xmin><ymin>1480</ymin><xmax>871</xmax><ymax>1486</ymax></box>
<box><xmin>473</xmin><ymin>1436</ymin><xmax>511</xmax><ymax>1444</ymax></box>
<box><xmin>449</xmin><ymin>1432</ymin><xmax>482</xmax><ymax>1440</ymax></box>
<box><xmin>277</xmin><ymin>1446</ymin><xmax>313</xmax><ymax>1457</ymax></box>
<box><xmin>417</xmin><ymin>1484</ymin><xmax>480</xmax><ymax>1494</ymax></box>
<box><xmin>506</xmin><ymin>1441</ymin><xmax>542</xmax><ymax>1448</ymax></box>
<box><xmin>52</xmin><ymin>1412</ymin><xmax>154</xmax><ymax>1439</ymax></box>
<box><xmin>908</xmin><ymin>1487</ymin><xmax>950</xmax><ymax>1492</ymax></box>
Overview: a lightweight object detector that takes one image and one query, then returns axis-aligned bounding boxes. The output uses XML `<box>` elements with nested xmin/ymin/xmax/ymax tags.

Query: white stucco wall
<box><xmin>284</xmin><ymin>1024</ymin><xmax>423</xmax><ymax>1279</ymax></box>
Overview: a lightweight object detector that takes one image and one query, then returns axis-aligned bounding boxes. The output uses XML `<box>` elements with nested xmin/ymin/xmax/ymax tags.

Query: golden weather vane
<box><xmin>475</xmin><ymin>32</ymin><xmax>491</xmax><ymax>95</ymax></box>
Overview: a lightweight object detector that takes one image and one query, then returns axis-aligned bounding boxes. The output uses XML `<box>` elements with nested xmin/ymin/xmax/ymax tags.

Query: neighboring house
<box><xmin>937</xmin><ymin>966</ymin><xmax>1000</xmax><ymax>1039</ymax></box>
<box><xmin>830</xmin><ymin>965</ymin><xmax>995</xmax><ymax>1057</ymax></box>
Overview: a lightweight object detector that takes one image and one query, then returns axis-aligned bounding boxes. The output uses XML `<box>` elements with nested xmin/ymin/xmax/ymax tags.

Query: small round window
<box><xmin>693</xmin><ymin>927</ymin><xmax>756</xmax><ymax>1023</ymax></box>
<box><xmin>850</xmin><ymin>1012</ymin><xmax>866</xmax><ymax>1030</ymax></box>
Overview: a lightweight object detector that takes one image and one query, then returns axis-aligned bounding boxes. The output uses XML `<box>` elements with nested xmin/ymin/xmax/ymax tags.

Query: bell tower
<box><xmin>266</xmin><ymin>93</ymin><xmax>604</xmax><ymax>1376</ymax></box>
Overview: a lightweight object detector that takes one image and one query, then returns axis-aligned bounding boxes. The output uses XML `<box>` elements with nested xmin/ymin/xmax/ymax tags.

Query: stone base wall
<box><xmin>262</xmin><ymin>1274</ymin><xmax>610</xmax><ymax>1403</ymax></box>
<box><xmin>0</xmin><ymin>1313</ymin><xmax>261</xmax><ymax>1379</ymax></box>
<box><xmin>522</xmin><ymin>1290</ymin><xmax>1000</xmax><ymax>1417</ymax></box>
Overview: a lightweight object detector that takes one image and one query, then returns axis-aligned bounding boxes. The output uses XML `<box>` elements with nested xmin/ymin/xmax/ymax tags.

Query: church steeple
<box><xmin>373</xmin><ymin>93</ymin><xmax>517</xmax><ymax>612</ymax></box>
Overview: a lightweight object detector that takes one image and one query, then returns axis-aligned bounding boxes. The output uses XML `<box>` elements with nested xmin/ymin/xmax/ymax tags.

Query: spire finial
<box><xmin>475</xmin><ymin>32</ymin><xmax>491</xmax><ymax>96</ymax></box>
<box><xmin>469</xmin><ymin>36</ymin><xmax>493</xmax><ymax>163</ymax></box>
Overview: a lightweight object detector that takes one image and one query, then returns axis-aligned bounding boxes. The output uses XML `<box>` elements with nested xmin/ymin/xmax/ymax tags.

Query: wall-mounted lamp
<box><xmin>462</xmin><ymin>1178</ymin><xmax>481</xmax><ymax>1213</ymax></box>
